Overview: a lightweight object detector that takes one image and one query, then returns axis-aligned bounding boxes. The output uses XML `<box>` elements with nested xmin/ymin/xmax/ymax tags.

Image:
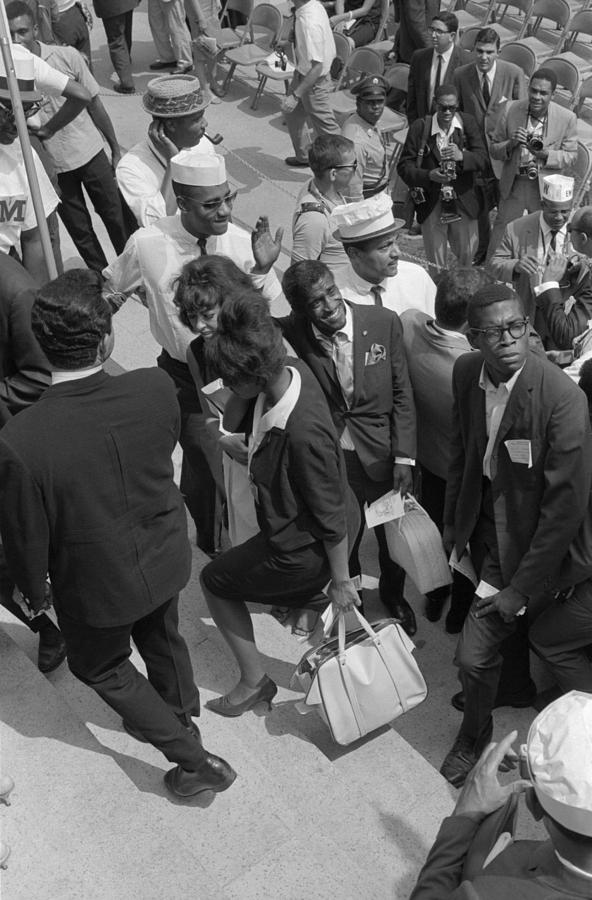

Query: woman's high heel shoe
<box><xmin>205</xmin><ymin>676</ymin><xmax>277</xmax><ymax>718</ymax></box>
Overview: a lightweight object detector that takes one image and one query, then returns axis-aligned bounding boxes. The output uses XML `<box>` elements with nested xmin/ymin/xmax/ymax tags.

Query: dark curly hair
<box><xmin>31</xmin><ymin>269</ymin><xmax>112</xmax><ymax>370</ymax></box>
<box><xmin>173</xmin><ymin>254</ymin><xmax>257</xmax><ymax>330</ymax></box>
<box><xmin>204</xmin><ymin>291</ymin><xmax>286</xmax><ymax>388</ymax></box>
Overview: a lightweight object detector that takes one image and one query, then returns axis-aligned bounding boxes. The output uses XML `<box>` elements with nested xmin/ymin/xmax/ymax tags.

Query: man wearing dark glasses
<box><xmin>439</xmin><ymin>282</ymin><xmax>592</xmax><ymax>788</ymax></box>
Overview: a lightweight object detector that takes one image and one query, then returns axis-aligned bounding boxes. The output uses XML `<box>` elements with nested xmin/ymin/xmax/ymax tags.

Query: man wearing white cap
<box><xmin>104</xmin><ymin>149</ymin><xmax>283</xmax><ymax>554</ymax></box>
<box><xmin>488</xmin><ymin>174</ymin><xmax>575</xmax><ymax>348</ymax></box>
<box><xmin>411</xmin><ymin>692</ymin><xmax>592</xmax><ymax>897</ymax></box>
<box><xmin>116</xmin><ymin>73</ymin><xmax>213</xmax><ymax>227</ymax></box>
<box><xmin>531</xmin><ymin>204</ymin><xmax>592</xmax><ymax>351</ymax></box>
<box><xmin>331</xmin><ymin>192</ymin><xmax>436</xmax><ymax>317</ymax></box>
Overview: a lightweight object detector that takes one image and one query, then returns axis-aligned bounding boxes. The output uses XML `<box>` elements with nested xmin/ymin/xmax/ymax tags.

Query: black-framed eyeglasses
<box><xmin>430</xmin><ymin>27</ymin><xmax>450</xmax><ymax>35</ymax></box>
<box><xmin>470</xmin><ymin>319</ymin><xmax>529</xmax><ymax>343</ymax></box>
<box><xmin>0</xmin><ymin>100</ymin><xmax>41</xmax><ymax>121</ymax></box>
<box><xmin>329</xmin><ymin>161</ymin><xmax>358</xmax><ymax>171</ymax></box>
<box><xmin>437</xmin><ymin>104</ymin><xmax>458</xmax><ymax>112</ymax></box>
<box><xmin>178</xmin><ymin>190</ymin><xmax>238</xmax><ymax>212</ymax></box>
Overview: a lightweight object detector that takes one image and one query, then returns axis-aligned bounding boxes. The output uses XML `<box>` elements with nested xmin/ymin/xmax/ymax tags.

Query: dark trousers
<box><xmin>157</xmin><ymin>350</ymin><xmax>222</xmax><ymax>554</ymax></box>
<box><xmin>343</xmin><ymin>450</ymin><xmax>405</xmax><ymax>601</ymax></box>
<box><xmin>53</xmin><ymin>4</ymin><xmax>92</xmax><ymax>68</ymax></box>
<box><xmin>419</xmin><ymin>465</ymin><xmax>474</xmax><ymax>618</ymax></box>
<box><xmin>102</xmin><ymin>11</ymin><xmax>135</xmax><ymax>89</ymax></box>
<box><xmin>455</xmin><ymin>487</ymin><xmax>532</xmax><ymax>744</ymax></box>
<box><xmin>58</xmin><ymin>596</ymin><xmax>206</xmax><ymax>768</ymax></box>
<box><xmin>475</xmin><ymin>175</ymin><xmax>500</xmax><ymax>258</ymax></box>
<box><xmin>529</xmin><ymin>581</ymin><xmax>592</xmax><ymax>692</ymax></box>
<box><xmin>57</xmin><ymin>150</ymin><xmax>135</xmax><ymax>272</ymax></box>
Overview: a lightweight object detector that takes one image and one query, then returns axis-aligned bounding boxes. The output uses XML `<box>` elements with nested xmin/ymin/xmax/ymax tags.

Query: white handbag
<box><xmin>384</xmin><ymin>495</ymin><xmax>452</xmax><ymax>595</ymax></box>
<box><xmin>301</xmin><ymin>608</ymin><xmax>427</xmax><ymax>746</ymax></box>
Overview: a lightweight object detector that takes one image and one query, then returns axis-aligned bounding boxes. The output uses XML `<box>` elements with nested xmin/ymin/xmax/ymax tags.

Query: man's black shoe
<box><xmin>386</xmin><ymin>598</ymin><xmax>417</xmax><ymax>636</ymax></box>
<box><xmin>37</xmin><ymin>622</ymin><xmax>67</xmax><ymax>673</ymax></box>
<box><xmin>164</xmin><ymin>753</ymin><xmax>236</xmax><ymax>797</ymax></box>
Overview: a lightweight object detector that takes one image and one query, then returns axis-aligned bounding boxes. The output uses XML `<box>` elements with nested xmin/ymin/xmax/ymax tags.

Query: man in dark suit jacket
<box><xmin>0</xmin><ymin>269</ymin><xmax>236</xmax><ymax>799</ymax></box>
<box><xmin>439</xmin><ymin>282</ymin><xmax>592</xmax><ymax>789</ymax></box>
<box><xmin>407</xmin><ymin>10</ymin><xmax>472</xmax><ymax>123</ymax></box>
<box><xmin>279</xmin><ymin>259</ymin><xmax>418</xmax><ymax>635</ymax></box>
<box><xmin>411</xmin><ymin>705</ymin><xmax>592</xmax><ymax>899</ymax></box>
<box><xmin>398</xmin><ymin>82</ymin><xmax>488</xmax><ymax>274</ymax></box>
<box><xmin>394</xmin><ymin>0</ymin><xmax>440</xmax><ymax>64</ymax></box>
<box><xmin>0</xmin><ymin>253</ymin><xmax>67</xmax><ymax>674</ymax></box>
<box><xmin>453</xmin><ymin>26</ymin><xmax>526</xmax><ymax>264</ymax></box>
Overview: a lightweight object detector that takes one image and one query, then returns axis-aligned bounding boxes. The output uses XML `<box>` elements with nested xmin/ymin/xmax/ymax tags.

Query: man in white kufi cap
<box><xmin>411</xmin><ymin>692</ymin><xmax>592</xmax><ymax>897</ymax></box>
<box><xmin>104</xmin><ymin>149</ymin><xmax>283</xmax><ymax>554</ymax></box>
<box><xmin>330</xmin><ymin>193</ymin><xmax>436</xmax><ymax>318</ymax></box>
<box><xmin>488</xmin><ymin>173</ymin><xmax>577</xmax><ymax>347</ymax></box>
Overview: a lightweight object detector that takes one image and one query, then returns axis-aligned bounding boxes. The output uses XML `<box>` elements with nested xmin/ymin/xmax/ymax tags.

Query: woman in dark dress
<box><xmin>200</xmin><ymin>292</ymin><xmax>360</xmax><ymax>717</ymax></box>
<box><xmin>330</xmin><ymin>0</ymin><xmax>383</xmax><ymax>48</ymax></box>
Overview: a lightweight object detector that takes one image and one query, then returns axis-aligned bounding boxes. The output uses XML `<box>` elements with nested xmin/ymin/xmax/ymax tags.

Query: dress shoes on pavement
<box><xmin>172</xmin><ymin>64</ymin><xmax>193</xmax><ymax>74</ymax></box>
<box><xmin>114</xmin><ymin>84</ymin><xmax>135</xmax><ymax>94</ymax></box>
<box><xmin>164</xmin><ymin>753</ymin><xmax>237</xmax><ymax>798</ymax></box>
<box><xmin>425</xmin><ymin>593</ymin><xmax>448</xmax><ymax>623</ymax></box>
<box><xmin>149</xmin><ymin>60</ymin><xmax>176</xmax><ymax>70</ymax></box>
<box><xmin>450</xmin><ymin>680</ymin><xmax>537</xmax><ymax>713</ymax></box>
<box><xmin>379</xmin><ymin>581</ymin><xmax>417</xmax><ymax>636</ymax></box>
<box><xmin>472</xmin><ymin>250</ymin><xmax>487</xmax><ymax>267</ymax></box>
<box><xmin>285</xmin><ymin>156</ymin><xmax>309</xmax><ymax>167</ymax></box>
<box><xmin>37</xmin><ymin>622</ymin><xmax>67</xmax><ymax>674</ymax></box>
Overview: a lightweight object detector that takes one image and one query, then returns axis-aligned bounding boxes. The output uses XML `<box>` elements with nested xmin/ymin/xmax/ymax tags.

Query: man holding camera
<box><xmin>397</xmin><ymin>82</ymin><xmax>488</xmax><ymax>274</ymax></box>
<box><xmin>488</xmin><ymin>175</ymin><xmax>574</xmax><ymax>346</ymax></box>
<box><xmin>488</xmin><ymin>68</ymin><xmax>577</xmax><ymax>255</ymax></box>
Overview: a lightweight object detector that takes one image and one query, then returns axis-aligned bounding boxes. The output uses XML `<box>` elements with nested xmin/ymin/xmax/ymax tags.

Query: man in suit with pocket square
<box><xmin>278</xmin><ymin>250</ymin><xmax>418</xmax><ymax>636</ymax></box>
<box><xmin>439</xmin><ymin>281</ymin><xmax>592</xmax><ymax>789</ymax></box>
<box><xmin>453</xmin><ymin>26</ymin><xmax>526</xmax><ymax>265</ymax></box>
<box><xmin>488</xmin><ymin>68</ymin><xmax>578</xmax><ymax>255</ymax></box>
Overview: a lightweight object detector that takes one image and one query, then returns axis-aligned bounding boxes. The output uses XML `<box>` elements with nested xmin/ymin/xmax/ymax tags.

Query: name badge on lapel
<box><xmin>504</xmin><ymin>439</ymin><xmax>532</xmax><ymax>467</ymax></box>
<box><xmin>364</xmin><ymin>343</ymin><xmax>386</xmax><ymax>367</ymax></box>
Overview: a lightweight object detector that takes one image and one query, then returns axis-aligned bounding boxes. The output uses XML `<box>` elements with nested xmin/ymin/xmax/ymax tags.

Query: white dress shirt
<box><xmin>103</xmin><ymin>216</ymin><xmax>282</xmax><ymax>361</ymax></box>
<box><xmin>480</xmin><ymin>363</ymin><xmax>524</xmax><ymax>479</ymax></box>
<box><xmin>336</xmin><ymin>260</ymin><xmax>436</xmax><ymax>318</ymax></box>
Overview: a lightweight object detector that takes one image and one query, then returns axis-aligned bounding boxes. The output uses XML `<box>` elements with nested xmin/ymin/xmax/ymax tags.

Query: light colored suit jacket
<box><xmin>453</xmin><ymin>60</ymin><xmax>527</xmax><ymax>178</ymax></box>
<box><xmin>490</xmin><ymin>99</ymin><xmax>578</xmax><ymax>199</ymax></box>
<box><xmin>486</xmin><ymin>210</ymin><xmax>541</xmax><ymax>322</ymax></box>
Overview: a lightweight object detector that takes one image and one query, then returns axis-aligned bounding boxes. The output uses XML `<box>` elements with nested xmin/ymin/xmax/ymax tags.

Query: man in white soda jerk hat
<box><xmin>529</xmin><ymin>174</ymin><xmax>592</xmax><ymax>350</ymax></box>
<box><xmin>331</xmin><ymin>193</ymin><xmax>436</xmax><ymax>318</ymax></box>
<box><xmin>410</xmin><ymin>690</ymin><xmax>592</xmax><ymax>897</ymax></box>
<box><xmin>104</xmin><ymin>148</ymin><xmax>283</xmax><ymax>554</ymax></box>
<box><xmin>488</xmin><ymin>173</ymin><xmax>576</xmax><ymax>345</ymax></box>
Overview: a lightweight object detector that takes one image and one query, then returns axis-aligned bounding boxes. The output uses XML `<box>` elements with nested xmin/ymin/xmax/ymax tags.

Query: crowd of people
<box><xmin>1</xmin><ymin>0</ymin><xmax>592</xmax><ymax>893</ymax></box>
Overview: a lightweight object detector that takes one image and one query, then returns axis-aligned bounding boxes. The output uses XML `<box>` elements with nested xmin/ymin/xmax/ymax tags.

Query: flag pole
<box><xmin>0</xmin><ymin>7</ymin><xmax>57</xmax><ymax>281</ymax></box>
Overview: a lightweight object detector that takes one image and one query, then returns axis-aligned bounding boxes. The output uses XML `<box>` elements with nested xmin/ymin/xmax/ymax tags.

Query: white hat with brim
<box><xmin>0</xmin><ymin>44</ymin><xmax>41</xmax><ymax>103</ymax></box>
<box><xmin>170</xmin><ymin>148</ymin><xmax>226</xmax><ymax>186</ymax></box>
<box><xmin>331</xmin><ymin>192</ymin><xmax>404</xmax><ymax>243</ymax></box>
<box><xmin>527</xmin><ymin>690</ymin><xmax>592</xmax><ymax>837</ymax></box>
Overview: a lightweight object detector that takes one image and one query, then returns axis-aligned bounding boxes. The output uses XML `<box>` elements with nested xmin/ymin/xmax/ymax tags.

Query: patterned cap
<box><xmin>351</xmin><ymin>75</ymin><xmax>389</xmax><ymax>99</ymax></box>
<box><xmin>142</xmin><ymin>75</ymin><xmax>209</xmax><ymax>118</ymax></box>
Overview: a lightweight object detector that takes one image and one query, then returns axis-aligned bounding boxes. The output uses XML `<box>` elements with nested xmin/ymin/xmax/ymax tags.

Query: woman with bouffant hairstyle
<box><xmin>200</xmin><ymin>292</ymin><xmax>360</xmax><ymax>717</ymax></box>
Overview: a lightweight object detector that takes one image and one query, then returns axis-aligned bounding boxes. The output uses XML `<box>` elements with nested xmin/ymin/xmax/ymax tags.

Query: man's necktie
<box><xmin>550</xmin><ymin>230</ymin><xmax>558</xmax><ymax>251</ymax></box>
<box><xmin>332</xmin><ymin>335</ymin><xmax>353</xmax><ymax>407</ymax></box>
<box><xmin>482</xmin><ymin>74</ymin><xmax>490</xmax><ymax>107</ymax></box>
<box><xmin>434</xmin><ymin>54</ymin><xmax>443</xmax><ymax>96</ymax></box>
<box><xmin>370</xmin><ymin>285</ymin><xmax>383</xmax><ymax>307</ymax></box>
<box><xmin>197</xmin><ymin>236</ymin><xmax>208</xmax><ymax>255</ymax></box>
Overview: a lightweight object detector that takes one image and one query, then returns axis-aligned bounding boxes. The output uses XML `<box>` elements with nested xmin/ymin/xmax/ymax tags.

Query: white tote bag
<box><xmin>304</xmin><ymin>608</ymin><xmax>427</xmax><ymax>745</ymax></box>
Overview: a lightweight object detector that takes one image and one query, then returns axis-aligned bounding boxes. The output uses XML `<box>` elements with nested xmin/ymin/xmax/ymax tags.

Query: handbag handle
<box><xmin>337</xmin><ymin>605</ymin><xmax>380</xmax><ymax>656</ymax></box>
